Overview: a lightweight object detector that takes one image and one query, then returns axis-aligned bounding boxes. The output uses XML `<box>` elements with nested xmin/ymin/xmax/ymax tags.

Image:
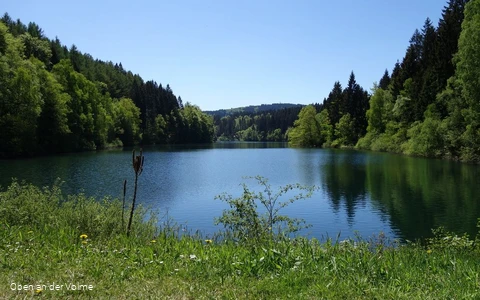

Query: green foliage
<box><xmin>215</xmin><ymin>176</ymin><xmax>314</xmax><ymax>246</ymax></box>
<box><xmin>435</xmin><ymin>79</ymin><xmax>466</xmax><ymax>159</ymax></box>
<box><xmin>356</xmin><ymin>0</ymin><xmax>480</xmax><ymax>163</ymax></box>
<box><xmin>154</xmin><ymin>114</ymin><xmax>168</xmax><ymax>143</ymax></box>
<box><xmin>288</xmin><ymin>105</ymin><xmax>322</xmax><ymax>147</ymax></box>
<box><xmin>266</xmin><ymin>128</ymin><xmax>283</xmax><ymax>141</ymax></box>
<box><xmin>315</xmin><ymin>109</ymin><xmax>333</xmax><ymax>146</ymax></box>
<box><xmin>454</xmin><ymin>0</ymin><xmax>480</xmax><ymax>161</ymax></box>
<box><xmin>378</xmin><ymin>69</ymin><xmax>391</xmax><ymax>90</ymax></box>
<box><xmin>19</xmin><ymin>33</ymin><xmax>51</xmax><ymax>65</ymax></box>
<box><xmin>366</xmin><ymin>88</ymin><xmax>392</xmax><ymax>134</ymax></box>
<box><xmin>289</xmin><ymin>73</ymin><xmax>369</xmax><ymax>149</ymax></box>
<box><xmin>325</xmin><ymin>81</ymin><xmax>344</xmax><ymax>127</ymax></box>
<box><xmin>52</xmin><ymin>59</ymin><xmax>100</xmax><ymax>150</ymax></box>
<box><xmin>343</xmin><ymin>72</ymin><xmax>370</xmax><ymax>140</ymax></box>
<box><xmin>456</xmin><ymin>0</ymin><xmax>480</xmax><ymax>109</ymax></box>
<box><xmin>2</xmin><ymin>0</ymin><xmax>480</xmax><ymax>161</ymax></box>
<box><xmin>0</xmin><ymin>180</ymin><xmax>155</xmax><ymax>240</ymax></box>
<box><xmin>0</xmin><ymin>17</ymin><xmax>214</xmax><ymax>157</ymax></box>
<box><xmin>0</xmin><ymin>27</ymin><xmax>43</xmax><ymax>156</ymax></box>
<box><xmin>113</xmin><ymin>97</ymin><xmax>142</xmax><ymax>146</ymax></box>
<box><xmin>180</xmin><ymin>103</ymin><xmax>215</xmax><ymax>143</ymax></box>
<box><xmin>356</xmin><ymin>132</ymin><xmax>375</xmax><ymax>150</ymax></box>
<box><xmin>360</xmin><ymin>87</ymin><xmax>397</xmax><ymax>151</ymax></box>
<box><xmin>212</xmin><ymin>106</ymin><xmax>303</xmax><ymax>142</ymax></box>
<box><xmin>333</xmin><ymin>113</ymin><xmax>355</xmax><ymax>147</ymax></box>
<box><xmin>427</xmin><ymin>227</ymin><xmax>474</xmax><ymax>251</ymax></box>
<box><xmin>378</xmin><ymin>122</ymin><xmax>408</xmax><ymax>153</ymax></box>
<box><xmin>404</xmin><ymin>118</ymin><xmax>444</xmax><ymax>157</ymax></box>
<box><xmin>36</xmin><ymin>61</ymin><xmax>71</xmax><ymax>152</ymax></box>
<box><xmin>236</xmin><ymin>126</ymin><xmax>263</xmax><ymax>141</ymax></box>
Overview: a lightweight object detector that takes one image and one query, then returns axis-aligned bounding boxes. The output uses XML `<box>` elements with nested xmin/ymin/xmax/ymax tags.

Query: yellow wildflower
<box><xmin>151</xmin><ymin>240</ymin><xmax>157</xmax><ymax>243</ymax></box>
<box><xmin>205</xmin><ymin>239</ymin><xmax>213</xmax><ymax>244</ymax></box>
<box><xmin>80</xmin><ymin>234</ymin><xmax>88</xmax><ymax>239</ymax></box>
<box><xmin>82</xmin><ymin>241</ymin><xmax>88</xmax><ymax>245</ymax></box>
<box><xmin>427</xmin><ymin>249</ymin><xmax>432</xmax><ymax>254</ymax></box>
<box><xmin>35</xmin><ymin>288</ymin><xmax>42</xmax><ymax>294</ymax></box>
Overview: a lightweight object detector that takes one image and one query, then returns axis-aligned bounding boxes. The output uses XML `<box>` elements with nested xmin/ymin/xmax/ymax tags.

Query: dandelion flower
<box><xmin>80</xmin><ymin>234</ymin><xmax>88</xmax><ymax>239</ymax></box>
<box><xmin>82</xmin><ymin>241</ymin><xmax>88</xmax><ymax>245</ymax></box>
<box><xmin>205</xmin><ymin>239</ymin><xmax>213</xmax><ymax>244</ymax></box>
<box><xmin>151</xmin><ymin>240</ymin><xmax>157</xmax><ymax>243</ymax></box>
<box><xmin>427</xmin><ymin>249</ymin><xmax>432</xmax><ymax>254</ymax></box>
<box><xmin>35</xmin><ymin>289</ymin><xmax>42</xmax><ymax>294</ymax></box>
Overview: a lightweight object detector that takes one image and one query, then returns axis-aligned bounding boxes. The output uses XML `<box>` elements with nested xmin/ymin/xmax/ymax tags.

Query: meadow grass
<box><xmin>1</xmin><ymin>181</ymin><xmax>480</xmax><ymax>299</ymax></box>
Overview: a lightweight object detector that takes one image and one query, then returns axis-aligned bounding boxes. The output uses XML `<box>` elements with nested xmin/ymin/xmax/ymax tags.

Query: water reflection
<box><xmin>319</xmin><ymin>150</ymin><xmax>368</xmax><ymax>224</ymax></box>
<box><xmin>318</xmin><ymin>150</ymin><xmax>480</xmax><ymax>241</ymax></box>
<box><xmin>145</xmin><ymin>141</ymin><xmax>288</xmax><ymax>151</ymax></box>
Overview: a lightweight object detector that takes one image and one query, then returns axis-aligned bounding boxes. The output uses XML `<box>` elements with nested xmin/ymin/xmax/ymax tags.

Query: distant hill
<box><xmin>205</xmin><ymin>103</ymin><xmax>304</xmax><ymax>117</ymax></box>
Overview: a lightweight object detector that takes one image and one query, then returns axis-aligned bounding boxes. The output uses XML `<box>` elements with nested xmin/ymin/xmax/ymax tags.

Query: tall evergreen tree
<box><xmin>343</xmin><ymin>72</ymin><xmax>370</xmax><ymax>140</ymax></box>
<box><xmin>325</xmin><ymin>81</ymin><xmax>343</xmax><ymax>128</ymax></box>
<box><xmin>389</xmin><ymin>61</ymin><xmax>403</xmax><ymax>97</ymax></box>
<box><xmin>379</xmin><ymin>69</ymin><xmax>391</xmax><ymax>90</ymax></box>
<box><xmin>435</xmin><ymin>0</ymin><xmax>469</xmax><ymax>88</ymax></box>
<box><xmin>414</xmin><ymin>18</ymin><xmax>439</xmax><ymax>120</ymax></box>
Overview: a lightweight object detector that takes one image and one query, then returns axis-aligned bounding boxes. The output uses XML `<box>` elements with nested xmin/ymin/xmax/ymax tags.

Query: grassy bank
<box><xmin>1</xmin><ymin>181</ymin><xmax>480</xmax><ymax>299</ymax></box>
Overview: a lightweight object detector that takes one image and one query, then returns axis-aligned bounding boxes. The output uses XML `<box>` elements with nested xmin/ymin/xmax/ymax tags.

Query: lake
<box><xmin>1</xmin><ymin>142</ymin><xmax>479</xmax><ymax>242</ymax></box>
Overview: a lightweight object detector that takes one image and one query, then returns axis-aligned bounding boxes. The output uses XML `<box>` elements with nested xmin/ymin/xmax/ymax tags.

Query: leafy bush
<box><xmin>356</xmin><ymin>132</ymin><xmax>375</xmax><ymax>150</ymax></box>
<box><xmin>404</xmin><ymin>118</ymin><xmax>444</xmax><ymax>157</ymax></box>
<box><xmin>215</xmin><ymin>176</ymin><xmax>315</xmax><ymax>246</ymax></box>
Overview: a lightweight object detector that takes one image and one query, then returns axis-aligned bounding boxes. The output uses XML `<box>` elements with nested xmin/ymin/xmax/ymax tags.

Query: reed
<box><xmin>126</xmin><ymin>148</ymin><xmax>144</xmax><ymax>237</ymax></box>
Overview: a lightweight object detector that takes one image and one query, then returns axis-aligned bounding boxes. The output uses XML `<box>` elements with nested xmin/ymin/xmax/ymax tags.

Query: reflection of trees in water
<box><xmin>319</xmin><ymin>150</ymin><xmax>480</xmax><ymax>241</ymax></box>
<box><xmin>365</xmin><ymin>155</ymin><xmax>434</xmax><ymax>240</ymax></box>
<box><xmin>367</xmin><ymin>155</ymin><xmax>480</xmax><ymax>241</ymax></box>
<box><xmin>320</xmin><ymin>151</ymin><xmax>368</xmax><ymax>225</ymax></box>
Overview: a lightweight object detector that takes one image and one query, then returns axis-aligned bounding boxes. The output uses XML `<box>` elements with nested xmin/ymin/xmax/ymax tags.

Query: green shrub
<box><xmin>215</xmin><ymin>176</ymin><xmax>315</xmax><ymax>246</ymax></box>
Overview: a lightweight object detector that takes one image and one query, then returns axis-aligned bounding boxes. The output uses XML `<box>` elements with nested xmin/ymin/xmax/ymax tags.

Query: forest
<box><xmin>210</xmin><ymin>70</ymin><xmax>368</xmax><ymax>144</ymax></box>
<box><xmin>211</xmin><ymin>105</ymin><xmax>305</xmax><ymax>141</ymax></box>
<box><xmin>1</xmin><ymin>0</ymin><xmax>479</xmax><ymax>162</ymax></box>
<box><xmin>0</xmin><ymin>14</ymin><xmax>214</xmax><ymax>158</ymax></box>
<box><xmin>288</xmin><ymin>0</ymin><xmax>480</xmax><ymax>163</ymax></box>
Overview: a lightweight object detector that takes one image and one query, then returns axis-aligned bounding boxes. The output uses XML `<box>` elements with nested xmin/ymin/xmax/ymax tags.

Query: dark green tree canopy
<box><xmin>0</xmin><ymin>15</ymin><xmax>214</xmax><ymax>157</ymax></box>
<box><xmin>379</xmin><ymin>69</ymin><xmax>391</xmax><ymax>90</ymax></box>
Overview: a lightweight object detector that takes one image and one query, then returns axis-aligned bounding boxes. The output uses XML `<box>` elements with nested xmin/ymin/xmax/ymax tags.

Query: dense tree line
<box><xmin>0</xmin><ymin>14</ymin><xmax>214</xmax><ymax>157</ymax></box>
<box><xmin>290</xmin><ymin>0</ymin><xmax>479</xmax><ymax>163</ymax></box>
<box><xmin>288</xmin><ymin>72</ymin><xmax>370</xmax><ymax>147</ymax></box>
<box><xmin>357</xmin><ymin>0</ymin><xmax>478</xmax><ymax>162</ymax></box>
<box><xmin>206</xmin><ymin>103</ymin><xmax>302</xmax><ymax>118</ymax></box>
<box><xmin>213</xmin><ymin>106</ymin><xmax>304</xmax><ymax>141</ymax></box>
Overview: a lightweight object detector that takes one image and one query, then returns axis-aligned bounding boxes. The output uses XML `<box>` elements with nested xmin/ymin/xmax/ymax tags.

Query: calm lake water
<box><xmin>1</xmin><ymin>142</ymin><xmax>479</xmax><ymax>242</ymax></box>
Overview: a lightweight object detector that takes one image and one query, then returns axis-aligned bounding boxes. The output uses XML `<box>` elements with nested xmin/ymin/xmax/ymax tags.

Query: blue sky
<box><xmin>3</xmin><ymin>0</ymin><xmax>445</xmax><ymax>111</ymax></box>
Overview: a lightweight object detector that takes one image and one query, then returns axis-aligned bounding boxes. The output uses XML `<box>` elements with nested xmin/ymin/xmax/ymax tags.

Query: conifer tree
<box><xmin>379</xmin><ymin>69</ymin><xmax>390</xmax><ymax>90</ymax></box>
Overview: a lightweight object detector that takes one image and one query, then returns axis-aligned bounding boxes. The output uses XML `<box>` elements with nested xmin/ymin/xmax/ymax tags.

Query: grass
<box><xmin>1</xmin><ymin>180</ymin><xmax>480</xmax><ymax>299</ymax></box>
